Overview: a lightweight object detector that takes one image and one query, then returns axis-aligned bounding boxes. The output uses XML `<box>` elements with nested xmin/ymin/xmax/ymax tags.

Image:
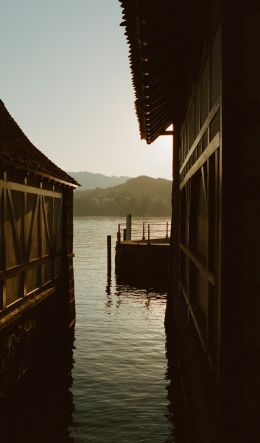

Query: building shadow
<box><xmin>164</xmin><ymin>331</ymin><xmax>192</xmax><ymax>443</ymax></box>
<box><xmin>0</xmin><ymin>327</ymin><xmax>75</xmax><ymax>443</ymax></box>
<box><xmin>113</xmin><ymin>274</ymin><xmax>190</xmax><ymax>442</ymax></box>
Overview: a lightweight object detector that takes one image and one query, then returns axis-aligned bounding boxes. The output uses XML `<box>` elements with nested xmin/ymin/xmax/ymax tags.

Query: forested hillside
<box><xmin>74</xmin><ymin>176</ymin><xmax>172</xmax><ymax>216</ymax></box>
<box><xmin>68</xmin><ymin>171</ymin><xmax>130</xmax><ymax>189</ymax></box>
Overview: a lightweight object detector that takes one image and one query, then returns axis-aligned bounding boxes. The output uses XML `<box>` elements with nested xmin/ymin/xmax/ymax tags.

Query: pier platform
<box><xmin>115</xmin><ymin>238</ymin><xmax>170</xmax><ymax>290</ymax></box>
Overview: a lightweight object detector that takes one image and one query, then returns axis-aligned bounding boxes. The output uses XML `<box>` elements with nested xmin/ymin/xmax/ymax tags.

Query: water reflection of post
<box><xmin>106</xmin><ymin>232</ymin><xmax>112</xmax><ymax>307</ymax></box>
<box><xmin>105</xmin><ymin>271</ymin><xmax>113</xmax><ymax>312</ymax></box>
<box><xmin>106</xmin><ymin>272</ymin><xmax>112</xmax><ymax>296</ymax></box>
<box><xmin>115</xmin><ymin>274</ymin><xmax>165</xmax><ymax>314</ymax></box>
<box><xmin>107</xmin><ymin>235</ymin><xmax>112</xmax><ymax>275</ymax></box>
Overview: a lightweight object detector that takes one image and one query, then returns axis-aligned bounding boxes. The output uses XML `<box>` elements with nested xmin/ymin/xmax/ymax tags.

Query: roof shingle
<box><xmin>0</xmin><ymin>100</ymin><xmax>78</xmax><ymax>186</ymax></box>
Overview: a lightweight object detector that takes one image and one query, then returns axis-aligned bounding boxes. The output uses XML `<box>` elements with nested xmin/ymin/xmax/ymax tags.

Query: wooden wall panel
<box><xmin>6</xmin><ymin>190</ymin><xmax>24</xmax><ymax>269</ymax></box>
<box><xmin>0</xmin><ymin>178</ymin><xmax>63</xmax><ymax>308</ymax></box>
<box><xmin>178</xmin><ymin>25</ymin><xmax>222</xmax><ymax>369</ymax></box>
<box><xmin>26</xmin><ymin>267</ymin><xmax>40</xmax><ymax>295</ymax></box>
<box><xmin>41</xmin><ymin>261</ymin><xmax>52</xmax><ymax>285</ymax></box>
<box><xmin>54</xmin><ymin>198</ymin><xmax>62</xmax><ymax>253</ymax></box>
<box><xmin>6</xmin><ymin>275</ymin><xmax>23</xmax><ymax>306</ymax></box>
<box><xmin>42</xmin><ymin>196</ymin><xmax>52</xmax><ymax>257</ymax></box>
<box><xmin>210</xmin><ymin>28</ymin><xmax>221</xmax><ymax>107</ymax></box>
<box><xmin>26</xmin><ymin>193</ymin><xmax>40</xmax><ymax>261</ymax></box>
<box><xmin>201</xmin><ymin>59</ymin><xmax>210</xmax><ymax>126</ymax></box>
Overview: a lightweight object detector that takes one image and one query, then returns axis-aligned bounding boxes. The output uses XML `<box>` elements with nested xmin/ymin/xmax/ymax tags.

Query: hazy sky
<box><xmin>1</xmin><ymin>0</ymin><xmax>172</xmax><ymax>179</ymax></box>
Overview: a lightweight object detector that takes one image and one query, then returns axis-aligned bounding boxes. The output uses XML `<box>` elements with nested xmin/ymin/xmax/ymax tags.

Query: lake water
<box><xmin>0</xmin><ymin>216</ymin><xmax>188</xmax><ymax>443</ymax></box>
<box><xmin>72</xmin><ymin>217</ymin><xmax>172</xmax><ymax>443</ymax></box>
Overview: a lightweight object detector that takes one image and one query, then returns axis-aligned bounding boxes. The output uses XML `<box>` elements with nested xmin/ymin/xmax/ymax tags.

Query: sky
<box><xmin>1</xmin><ymin>0</ymin><xmax>172</xmax><ymax>179</ymax></box>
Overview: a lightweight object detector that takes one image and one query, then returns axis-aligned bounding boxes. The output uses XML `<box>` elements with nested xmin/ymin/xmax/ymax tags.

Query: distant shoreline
<box><xmin>73</xmin><ymin>175</ymin><xmax>172</xmax><ymax>218</ymax></box>
<box><xmin>73</xmin><ymin>214</ymin><xmax>171</xmax><ymax>218</ymax></box>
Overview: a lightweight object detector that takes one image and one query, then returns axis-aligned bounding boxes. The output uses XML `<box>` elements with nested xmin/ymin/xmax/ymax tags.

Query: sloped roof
<box><xmin>0</xmin><ymin>100</ymin><xmax>78</xmax><ymax>186</ymax></box>
<box><xmin>119</xmin><ymin>0</ymin><xmax>210</xmax><ymax>144</ymax></box>
<box><xmin>120</xmin><ymin>0</ymin><xmax>175</xmax><ymax>144</ymax></box>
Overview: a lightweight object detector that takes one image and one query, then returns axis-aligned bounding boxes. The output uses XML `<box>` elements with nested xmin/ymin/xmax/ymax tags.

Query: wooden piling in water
<box><xmin>142</xmin><ymin>222</ymin><xmax>145</xmax><ymax>240</ymax></box>
<box><xmin>117</xmin><ymin>224</ymin><xmax>121</xmax><ymax>243</ymax></box>
<box><xmin>147</xmin><ymin>224</ymin><xmax>150</xmax><ymax>245</ymax></box>
<box><xmin>126</xmin><ymin>214</ymin><xmax>132</xmax><ymax>240</ymax></box>
<box><xmin>107</xmin><ymin>235</ymin><xmax>111</xmax><ymax>274</ymax></box>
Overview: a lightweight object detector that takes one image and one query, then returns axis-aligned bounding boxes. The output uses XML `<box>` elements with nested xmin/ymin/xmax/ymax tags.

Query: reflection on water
<box><xmin>0</xmin><ymin>329</ymin><xmax>75</xmax><ymax>443</ymax></box>
<box><xmin>0</xmin><ymin>217</ymin><xmax>188</xmax><ymax>443</ymax></box>
<box><xmin>165</xmin><ymin>335</ymin><xmax>190</xmax><ymax>443</ymax></box>
<box><xmin>71</xmin><ymin>217</ymin><xmax>186</xmax><ymax>443</ymax></box>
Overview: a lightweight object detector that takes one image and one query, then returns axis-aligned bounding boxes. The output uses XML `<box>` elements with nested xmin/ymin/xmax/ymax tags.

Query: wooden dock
<box><xmin>115</xmin><ymin>217</ymin><xmax>171</xmax><ymax>290</ymax></box>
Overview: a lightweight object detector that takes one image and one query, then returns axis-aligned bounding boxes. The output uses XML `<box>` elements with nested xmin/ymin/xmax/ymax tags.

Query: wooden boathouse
<box><xmin>0</xmin><ymin>100</ymin><xmax>78</xmax><ymax>397</ymax></box>
<box><xmin>120</xmin><ymin>1</ymin><xmax>259</xmax><ymax>440</ymax></box>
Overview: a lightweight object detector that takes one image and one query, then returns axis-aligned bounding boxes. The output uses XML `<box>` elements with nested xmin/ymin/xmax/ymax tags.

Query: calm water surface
<box><xmin>0</xmin><ymin>216</ymin><xmax>187</xmax><ymax>443</ymax></box>
<box><xmin>71</xmin><ymin>217</ymin><xmax>174</xmax><ymax>442</ymax></box>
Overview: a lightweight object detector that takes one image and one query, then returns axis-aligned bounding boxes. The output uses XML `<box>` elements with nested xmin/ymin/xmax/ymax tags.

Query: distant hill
<box><xmin>67</xmin><ymin>171</ymin><xmax>131</xmax><ymax>190</ymax></box>
<box><xmin>74</xmin><ymin>175</ymin><xmax>172</xmax><ymax>216</ymax></box>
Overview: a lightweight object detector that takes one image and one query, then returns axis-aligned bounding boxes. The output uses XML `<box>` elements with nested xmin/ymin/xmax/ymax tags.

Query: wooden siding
<box><xmin>0</xmin><ymin>174</ymin><xmax>64</xmax><ymax>310</ymax></box>
<box><xmin>178</xmin><ymin>26</ymin><xmax>222</xmax><ymax>370</ymax></box>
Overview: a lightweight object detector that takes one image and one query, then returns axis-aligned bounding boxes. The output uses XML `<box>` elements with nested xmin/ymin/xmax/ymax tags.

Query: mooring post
<box><xmin>166</xmin><ymin>221</ymin><xmax>169</xmax><ymax>240</ymax></box>
<box><xmin>126</xmin><ymin>214</ymin><xmax>132</xmax><ymax>240</ymax></box>
<box><xmin>142</xmin><ymin>221</ymin><xmax>145</xmax><ymax>240</ymax></box>
<box><xmin>117</xmin><ymin>224</ymin><xmax>121</xmax><ymax>244</ymax></box>
<box><xmin>123</xmin><ymin>228</ymin><xmax>127</xmax><ymax>241</ymax></box>
<box><xmin>107</xmin><ymin>235</ymin><xmax>111</xmax><ymax>274</ymax></box>
<box><xmin>147</xmin><ymin>224</ymin><xmax>150</xmax><ymax>245</ymax></box>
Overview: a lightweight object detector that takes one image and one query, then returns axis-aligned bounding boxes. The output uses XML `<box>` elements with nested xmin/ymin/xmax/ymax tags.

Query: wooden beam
<box><xmin>54</xmin><ymin>199</ymin><xmax>62</xmax><ymax>252</ymax></box>
<box><xmin>0</xmin><ymin>180</ymin><xmax>63</xmax><ymax>198</ymax></box>
<box><xmin>180</xmin><ymin>280</ymin><xmax>213</xmax><ymax>370</ymax></box>
<box><xmin>7</xmin><ymin>188</ymin><xmax>22</xmax><ymax>263</ymax></box>
<box><xmin>1</xmin><ymin>161</ymin><xmax>78</xmax><ymax>188</ymax></box>
<box><xmin>161</xmin><ymin>130</ymin><xmax>174</xmax><ymax>136</ymax></box>
<box><xmin>0</xmin><ymin>252</ymin><xmax>66</xmax><ymax>280</ymax></box>
<box><xmin>180</xmin><ymin>132</ymin><xmax>220</xmax><ymax>190</ymax></box>
<box><xmin>180</xmin><ymin>242</ymin><xmax>215</xmax><ymax>285</ymax></box>
<box><xmin>42</xmin><ymin>195</ymin><xmax>53</xmax><ymax>254</ymax></box>
<box><xmin>180</xmin><ymin>98</ymin><xmax>220</xmax><ymax>174</ymax></box>
<box><xmin>180</xmin><ymin>281</ymin><xmax>207</xmax><ymax>353</ymax></box>
<box><xmin>26</xmin><ymin>195</ymin><xmax>40</xmax><ymax>262</ymax></box>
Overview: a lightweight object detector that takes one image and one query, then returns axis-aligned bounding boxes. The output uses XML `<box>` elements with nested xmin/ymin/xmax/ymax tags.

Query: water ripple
<box><xmin>71</xmin><ymin>217</ymin><xmax>175</xmax><ymax>443</ymax></box>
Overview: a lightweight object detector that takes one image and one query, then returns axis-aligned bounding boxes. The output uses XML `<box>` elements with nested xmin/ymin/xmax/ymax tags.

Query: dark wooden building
<box><xmin>120</xmin><ymin>1</ymin><xmax>259</xmax><ymax>440</ymax></box>
<box><xmin>0</xmin><ymin>100</ymin><xmax>78</xmax><ymax>397</ymax></box>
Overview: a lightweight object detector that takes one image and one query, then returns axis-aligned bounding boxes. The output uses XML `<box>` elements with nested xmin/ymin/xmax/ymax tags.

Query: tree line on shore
<box><xmin>74</xmin><ymin>175</ymin><xmax>172</xmax><ymax>217</ymax></box>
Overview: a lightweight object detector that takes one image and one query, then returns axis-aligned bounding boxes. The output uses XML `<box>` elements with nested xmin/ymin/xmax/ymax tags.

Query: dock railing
<box><xmin>117</xmin><ymin>217</ymin><xmax>171</xmax><ymax>244</ymax></box>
